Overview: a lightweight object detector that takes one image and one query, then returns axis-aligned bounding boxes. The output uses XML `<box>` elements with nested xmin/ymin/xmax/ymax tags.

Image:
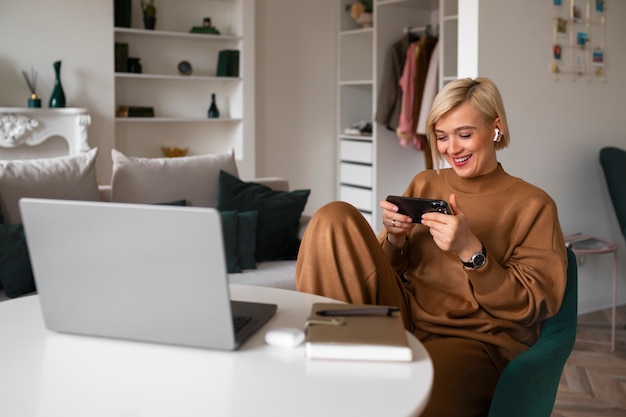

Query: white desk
<box><xmin>0</xmin><ymin>285</ymin><xmax>433</xmax><ymax>417</ymax></box>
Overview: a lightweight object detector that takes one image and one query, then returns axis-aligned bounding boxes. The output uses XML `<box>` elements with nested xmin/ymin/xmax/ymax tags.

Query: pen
<box><xmin>316</xmin><ymin>307</ymin><xmax>400</xmax><ymax>317</ymax></box>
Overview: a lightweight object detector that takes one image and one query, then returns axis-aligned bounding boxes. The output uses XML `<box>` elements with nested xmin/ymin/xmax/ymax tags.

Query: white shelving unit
<box><xmin>337</xmin><ymin>0</ymin><xmax>458</xmax><ymax>232</ymax></box>
<box><xmin>337</xmin><ymin>19</ymin><xmax>374</xmax><ymax>224</ymax></box>
<box><xmin>113</xmin><ymin>0</ymin><xmax>255</xmax><ymax>178</ymax></box>
<box><xmin>440</xmin><ymin>0</ymin><xmax>458</xmax><ymax>86</ymax></box>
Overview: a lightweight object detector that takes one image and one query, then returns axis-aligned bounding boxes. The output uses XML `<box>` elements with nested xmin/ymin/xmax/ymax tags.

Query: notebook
<box><xmin>305</xmin><ymin>303</ymin><xmax>413</xmax><ymax>362</ymax></box>
<box><xmin>19</xmin><ymin>198</ymin><xmax>277</xmax><ymax>350</ymax></box>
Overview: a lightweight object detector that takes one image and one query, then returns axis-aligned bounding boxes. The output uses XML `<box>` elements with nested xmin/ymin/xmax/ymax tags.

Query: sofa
<box><xmin>0</xmin><ymin>148</ymin><xmax>307</xmax><ymax>301</ymax></box>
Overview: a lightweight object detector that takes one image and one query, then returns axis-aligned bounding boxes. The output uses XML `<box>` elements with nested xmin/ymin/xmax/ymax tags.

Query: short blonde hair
<box><xmin>426</xmin><ymin>77</ymin><xmax>510</xmax><ymax>170</ymax></box>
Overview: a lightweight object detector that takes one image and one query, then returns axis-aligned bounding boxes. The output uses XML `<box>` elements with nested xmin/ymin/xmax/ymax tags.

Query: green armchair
<box><xmin>484</xmin><ymin>247</ymin><xmax>578</xmax><ymax>417</ymax></box>
<box><xmin>600</xmin><ymin>146</ymin><xmax>626</xmax><ymax>243</ymax></box>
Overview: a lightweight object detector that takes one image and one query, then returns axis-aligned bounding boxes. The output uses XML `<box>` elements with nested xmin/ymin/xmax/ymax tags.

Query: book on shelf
<box><xmin>116</xmin><ymin>106</ymin><xmax>155</xmax><ymax>118</ymax></box>
<box><xmin>304</xmin><ymin>302</ymin><xmax>413</xmax><ymax>362</ymax></box>
<box><xmin>114</xmin><ymin>0</ymin><xmax>131</xmax><ymax>28</ymax></box>
<box><xmin>190</xmin><ymin>26</ymin><xmax>220</xmax><ymax>35</ymax></box>
<box><xmin>563</xmin><ymin>233</ymin><xmax>614</xmax><ymax>250</ymax></box>
<box><xmin>114</xmin><ymin>42</ymin><xmax>129</xmax><ymax>73</ymax></box>
<box><xmin>216</xmin><ymin>50</ymin><xmax>240</xmax><ymax>77</ymax></box>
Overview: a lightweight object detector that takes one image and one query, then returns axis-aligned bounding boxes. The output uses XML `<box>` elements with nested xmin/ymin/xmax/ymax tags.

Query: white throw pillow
<box><xmin>0</xmin><ymin>148</ymin><xmax>100</xmax><ymax>224</ymax></box>
<box><xmin>110</xmin><ymin>149</ymin><xmax>239</xmax><ymax>207</ymax></box>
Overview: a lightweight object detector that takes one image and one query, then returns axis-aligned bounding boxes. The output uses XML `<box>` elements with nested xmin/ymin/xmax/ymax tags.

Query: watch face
<box><xmin>462</xmin><ymin>245</ymin><xmax>487</xmax><ymax>269</ymax></box>
<box><xmin>472</xmin><ymin>253</ymin><xmax>486</xmax><ymax>267</ymax></box>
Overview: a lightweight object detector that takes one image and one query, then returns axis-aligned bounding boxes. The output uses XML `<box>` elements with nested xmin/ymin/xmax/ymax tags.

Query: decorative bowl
<box><xmin>161</xmin><ymin>146</ymin><xmax>189</xmax><ymax>158</ymax></box>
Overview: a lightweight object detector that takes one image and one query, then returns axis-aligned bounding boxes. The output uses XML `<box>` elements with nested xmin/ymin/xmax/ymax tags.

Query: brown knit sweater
<box><xmin>380</xmin><ymin>164</ymin><xmax>567</xmax><ymax>362</ymax></box>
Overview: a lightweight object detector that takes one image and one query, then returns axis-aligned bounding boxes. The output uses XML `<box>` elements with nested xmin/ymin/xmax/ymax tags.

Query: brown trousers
<box><xmin>296</xmin><ymin>202</ymin><xmax>500</xmax><ymax>417</ymax></box>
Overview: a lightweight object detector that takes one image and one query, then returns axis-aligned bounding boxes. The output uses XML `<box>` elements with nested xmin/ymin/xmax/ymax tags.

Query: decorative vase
<box><xmin>49</xmin><ymin>60</ymin><xmax>66</xmax><ymax>108</ymax></box>
<box><xmin>208</xmin><ymin>93</ymin><xmax>219</xmax><ymax>118</ymax></box>
<box><xmin>128</xmin><ymin>57</ymin><xmax>142</xmax><ymax>74</ymax></box>
<box><xmin>143</xmin><ymin>16</ymin><xmax>156</xmax><ymax>30</ymax></box>
<box><xmin>355</xmin><ymin>12</ymin><xmax>373</xmax><ymax>28</ymax></box>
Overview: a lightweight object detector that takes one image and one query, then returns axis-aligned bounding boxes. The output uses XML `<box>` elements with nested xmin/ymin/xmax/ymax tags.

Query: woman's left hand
<box><xmin>420</xmin><ymin>194</ymin><xmax>482</xmax><ymax>261</ymax></box>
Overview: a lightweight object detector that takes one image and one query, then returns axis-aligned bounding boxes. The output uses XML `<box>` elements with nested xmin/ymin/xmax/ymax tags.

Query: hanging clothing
<box><xmin>396</xmin><ymin>36</ymin><xmax>438</xmax><ymax>150</ymax></box>
<box><xmin>375</xmin><ymin>35</ymin><xmax>417</xmax><ymax>131</ymax></box>
<box><xmin>416</xmin><ymin>41</ymin><xmax>440</xmax><ymax>135</ymax></box>
<box><xmin>415</xmin><ymin>41</ymin><xmax>439</xmax><ymax>170</ymax></box>
<box><xmin>396</xmin><ymin>41</ymin><xmax>419</xmax><ymax>147</ymax></box>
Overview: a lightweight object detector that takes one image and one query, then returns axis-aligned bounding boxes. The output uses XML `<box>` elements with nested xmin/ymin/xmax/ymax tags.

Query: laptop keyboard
<box><xmin>233</xmin><ymin>315</ymin><xmax>252</xmax><ymax>333</ymax></box>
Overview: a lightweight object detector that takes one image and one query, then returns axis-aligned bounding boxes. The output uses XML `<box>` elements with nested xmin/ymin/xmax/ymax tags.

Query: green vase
<box><xmin>49</xmin><ymin>60</ymin><xmax>66</xmax><ymax>108</ymax></box>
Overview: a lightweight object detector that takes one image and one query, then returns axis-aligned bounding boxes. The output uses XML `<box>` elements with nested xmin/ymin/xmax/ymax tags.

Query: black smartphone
<box><xmin>385</xmin><ymin>196</ymin><xmax>451</xmax><ymax>224</ymax></box>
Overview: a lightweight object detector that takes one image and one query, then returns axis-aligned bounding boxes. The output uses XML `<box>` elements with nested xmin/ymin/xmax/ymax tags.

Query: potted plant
<box><xmin>345</xmin><ymin>1</ymin><xmax>373</xmax><ymax>28</ymax></box>
<box><xmin>141</xmin><ymin>0</ymin><xmax>156</xmax><ymax>30</ymax></box>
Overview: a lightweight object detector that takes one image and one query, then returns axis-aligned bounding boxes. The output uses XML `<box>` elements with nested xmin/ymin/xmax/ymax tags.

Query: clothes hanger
<box><xmin>404</xmin><ymin>26</ymin><xmax>420</xmax><ymax>42</ymax></box>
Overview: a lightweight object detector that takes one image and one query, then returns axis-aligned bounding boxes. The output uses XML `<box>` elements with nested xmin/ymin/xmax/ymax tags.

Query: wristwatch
<box><xmin>461</xmin><ymin>245</ymin><xmax>487</xmax><ymax>269</ymax></box>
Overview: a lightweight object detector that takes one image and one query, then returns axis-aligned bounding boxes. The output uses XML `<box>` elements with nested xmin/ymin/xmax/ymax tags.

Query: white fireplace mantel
<box><xmin>0</xmin><ymin>107</ymin><xmax>91</xmax><ymax>156</ymax></box>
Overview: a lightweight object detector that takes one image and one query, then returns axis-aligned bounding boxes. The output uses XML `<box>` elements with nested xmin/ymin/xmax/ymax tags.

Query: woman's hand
<box><xmin>420</xmin><ymin>194</ymin><xmax>482</xmax><ymax>261</ymax></box>
<box><xmin>379</xmin><ymin>199</ymin><xmax>415</xmax><ymax>246</ymax></box>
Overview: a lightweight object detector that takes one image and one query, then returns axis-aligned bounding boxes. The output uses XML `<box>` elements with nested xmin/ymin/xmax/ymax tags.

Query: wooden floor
<box><xmin>551</xmin><ymin>304</ymin><xmax>626</xmax><ymax>416</ymax></box>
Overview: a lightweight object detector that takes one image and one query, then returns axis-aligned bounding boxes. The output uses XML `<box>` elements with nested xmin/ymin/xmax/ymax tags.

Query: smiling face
<box><xmin>434</xmin><ymin>101</ymin><xmax>500</xmax><ymax>179</ymax></box>
<box><xmin>426</xmin><ymin>77</ymin><xmax>510</xmax><ymax>172</ymax></box>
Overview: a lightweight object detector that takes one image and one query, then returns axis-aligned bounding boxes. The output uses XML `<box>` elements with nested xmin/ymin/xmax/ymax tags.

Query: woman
<box><xmin>295</xmin><ymin>77</ymin><xmax>567</xmax><ymax>416</ymax></box>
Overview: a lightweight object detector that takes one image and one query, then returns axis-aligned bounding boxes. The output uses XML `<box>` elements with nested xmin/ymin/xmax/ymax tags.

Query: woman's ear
<box><xmin>493</xmin><ymin>118</ymin><xmax>502</xmax><ymax>132</ymax></box>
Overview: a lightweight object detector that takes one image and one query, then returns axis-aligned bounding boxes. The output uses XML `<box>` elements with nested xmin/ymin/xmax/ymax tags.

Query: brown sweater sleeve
<box><xmin>380</xmin><ymin>231</ymin><xmax>411</xmax><ymax>273</ymax></box>
<box><xmin>467</xmin><ymin>196</ymin><xmax>567</xmax><ymax>327</ymax></box>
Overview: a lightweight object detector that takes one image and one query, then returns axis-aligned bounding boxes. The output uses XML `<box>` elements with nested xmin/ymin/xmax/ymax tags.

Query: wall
<box><xmin>1</xmin><ymin>0</ymin><xmax>625</xmax><ymax>313</ymax></box>
<box><xmin>255</xmin><ymin>0</ymin><xmax>337</xmax><ymax>216</ymax></box>
<box><xmin>472</xmin><ymin>0</ymin><xmax>626</xmax><ymax>313</ymax></box>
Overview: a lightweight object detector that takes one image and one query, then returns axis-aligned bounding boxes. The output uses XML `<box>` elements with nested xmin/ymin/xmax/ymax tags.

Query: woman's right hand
<box><xmin>379</xmin><ymin>199</ymin><xmax>415</xmax><ymax>246</ymax></box>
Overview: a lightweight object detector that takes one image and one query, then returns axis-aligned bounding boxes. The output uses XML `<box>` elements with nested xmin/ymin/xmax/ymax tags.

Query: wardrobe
<box><xmin>336</xmin><ymin>0</ymin><xmax>464</xmax><ymax>232</ymax></box>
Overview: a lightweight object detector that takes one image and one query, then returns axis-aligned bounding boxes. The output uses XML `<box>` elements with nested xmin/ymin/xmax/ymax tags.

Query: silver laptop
<box><xmin>19</xmin><ymin>198</ymin><xmax>276</xmax><ymax>350</ymax></box>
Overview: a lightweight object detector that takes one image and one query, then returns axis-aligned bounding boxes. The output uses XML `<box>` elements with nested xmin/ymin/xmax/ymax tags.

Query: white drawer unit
<box><xmin>340</xmin><ymin>139</ymin><xmax>372</xmax><ymax>164</ymax></box>
<box><xmin>340</xmin><ymin>162</ymin><xmax>372</xmax><ymax>188</ymax></box>
<box><xmin>339</xmin><ymin>185</ymin><xmax>373</xmax><ymax>213</ymax></box>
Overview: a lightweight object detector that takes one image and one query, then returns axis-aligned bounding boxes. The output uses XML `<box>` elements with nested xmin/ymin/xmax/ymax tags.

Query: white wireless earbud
<box><xmin>493</xmin><ymin>128</ymin><xmax>501</xmax><ymax>142</ymax></box>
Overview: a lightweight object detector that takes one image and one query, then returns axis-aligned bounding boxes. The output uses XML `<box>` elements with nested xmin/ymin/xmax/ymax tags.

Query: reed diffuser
<box><xmin>21</xmin><ymin>67</ymin><xmax>41</xmax><ymax>108</ymax></box>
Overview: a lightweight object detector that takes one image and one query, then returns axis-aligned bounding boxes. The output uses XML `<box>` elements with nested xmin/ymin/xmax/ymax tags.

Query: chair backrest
<box><xmin>486</xmin><ymin>247</ymin><xmax>577</xmax><ymax>417</ymax></box>
<box><xmin>600</xmin><ymin>146</ymin><xmax>626</xmax><ymax>241</ymax></box>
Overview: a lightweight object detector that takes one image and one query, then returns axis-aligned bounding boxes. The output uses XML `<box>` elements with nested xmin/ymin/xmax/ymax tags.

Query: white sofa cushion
<box><xmin>228</xmin><ymin>260</ymin><xmax>297</xmax><ymax>290</ymax></box>
<box><xmin>0</xmin><ymin>148</ymin><xmax>100</xmax><ymax>298</ymax></box>
<box><xmin>0</xmin><ymin>148</ymin><xmax>99</xmax><ymax>224</ymax></box>
<box><xmin>111</xmin><ymin>149</ymin><xmax>238</xmax><ymax>207</ymax></box>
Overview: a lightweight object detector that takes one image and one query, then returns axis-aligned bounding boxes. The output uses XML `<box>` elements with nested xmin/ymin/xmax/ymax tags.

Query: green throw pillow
<box><xmin>156</xmin><ymin>199</ymin><xmax>187</xmax><ymax>206</ymax></box>
<box><xmin>217</xmin><ymin>170</ymin><xmax>310</xmax><ymax>261</ymax></box>
<box><xmin>220</xmin><ymin>210</ymin><xmax>258</xmax><ymax>273</ymax></box>
<box><xmin>220</xmin><ymin>211</ymin><xmax>240</xmax><ymax>273</ymax></box>
<box><xmin>236</xmin><ymin>210</ymin><xmax>258</xmax><ymax>269</ymax></box>
<box><xmin>0</xmin><ymin>216</ymin><xmax>35</xmax><ymax>298</ymax></box>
